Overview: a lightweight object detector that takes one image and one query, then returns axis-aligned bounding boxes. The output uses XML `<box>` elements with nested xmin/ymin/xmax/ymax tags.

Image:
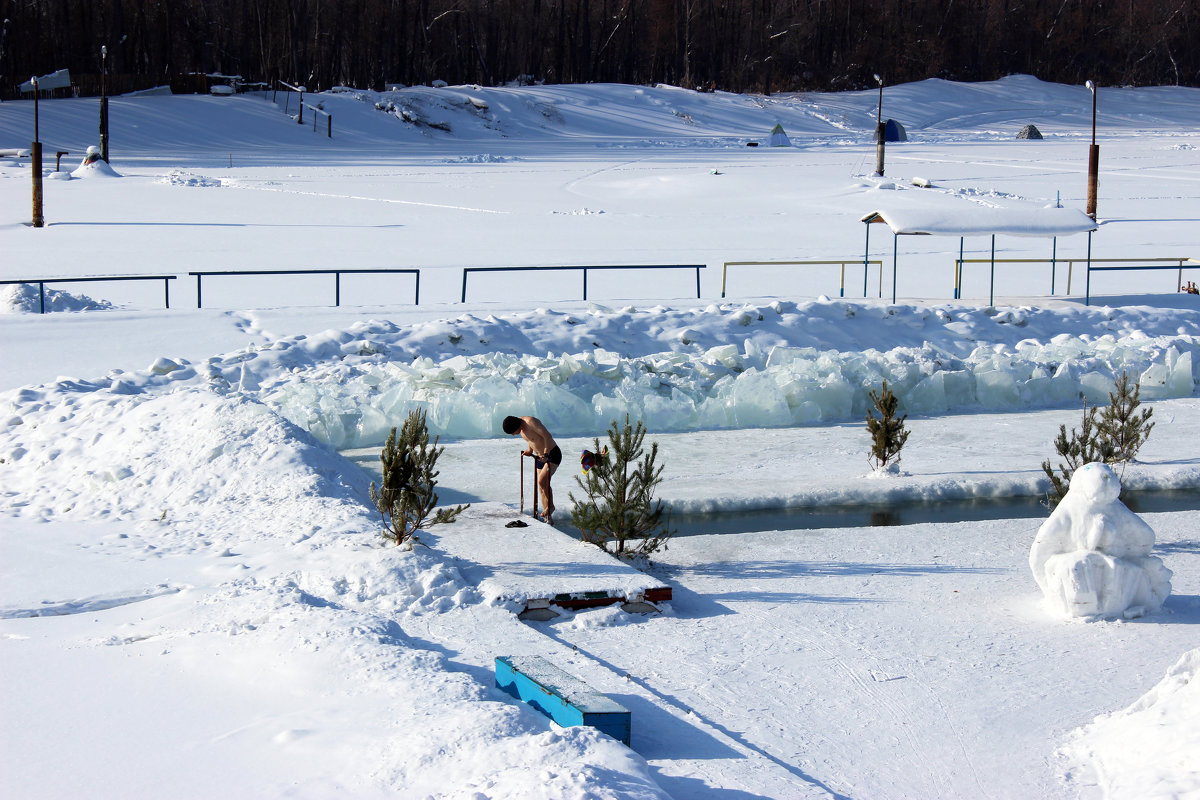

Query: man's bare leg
<box><xmin>537</xmin><ymin>462</ymin><xmax>556</xmax><ymax>523</ymax></box>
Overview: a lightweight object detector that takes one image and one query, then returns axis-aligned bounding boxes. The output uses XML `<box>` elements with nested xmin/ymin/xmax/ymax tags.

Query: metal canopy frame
<box><xmin>861</xmin><ymin>210</ymin><xmax>1096</xmax><ymax>305</ymax></box>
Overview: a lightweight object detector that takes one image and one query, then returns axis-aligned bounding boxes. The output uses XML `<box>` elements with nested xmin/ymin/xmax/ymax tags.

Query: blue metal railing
<box><xmin>0</xmin><ymin>275</ymin><xmax>176</xmax><ymax>312</ymax></box>
<box><xmin>189</xmin><ymin>269</ymin><xmax>420</xmax><ymax>308</ymax></box>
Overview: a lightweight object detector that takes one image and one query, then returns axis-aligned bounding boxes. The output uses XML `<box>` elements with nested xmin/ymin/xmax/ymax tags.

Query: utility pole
<box><xmin>874</xmin><ymin>74</ymin><xmax>886</xmax><ymax>177</ymax></box>
<box><xmin>100</xmin><ymin>45</ymin><xmax>110</xmax><ymax>162</ymax></box>
<box><xmin>31</xmin><ymin>77</ymin><xmax>44</xmax><ymax>228</ymax></box>
<box><xmin>1086</xmin><ymin>80</ymin><xmax>1098</xmax><ymax>220</ymax></box>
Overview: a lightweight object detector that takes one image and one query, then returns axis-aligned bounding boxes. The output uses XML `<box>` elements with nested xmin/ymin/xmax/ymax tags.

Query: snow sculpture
<box><xmin>1029</xmin><ymin>462</ymin><xmax>1171</xmax><ymax>619</ymax></box>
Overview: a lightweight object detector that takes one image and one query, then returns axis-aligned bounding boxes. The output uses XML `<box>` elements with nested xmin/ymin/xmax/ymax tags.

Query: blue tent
<box><xmin>873</xmin><ymin>118</ymin><xmax>907</xmax><ymax>143</ymax></box>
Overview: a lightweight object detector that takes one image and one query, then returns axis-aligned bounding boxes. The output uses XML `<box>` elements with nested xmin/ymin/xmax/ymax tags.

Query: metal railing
<box><xmin>954</xmin><ymin>256</ymin><xmax>1198</xmax><ymax>301</ymax></box>
<box><xmin>1081</xmin><ymin>258</ymin><xmax>1199</xmax><ymax>304</ymax></box>
<box><xmin>721</xmin><ymin>259</ymin><xmax>884</xmax><ymax>298</ymax></box>
<box><xmin>189</xmin><ymin>269</ymin><xmax>420</xmax><ymax>308</ymax></box>
<box><xmin>302</xmin><ymin>103</ymin><xmax>332</xmax><ymax>137</ymax></box>
<box><xmin>273</xmin><ymin>80</ymin><xmax>304</xmax><ymax>116</ymax></box>
<box><xmin>461</xmin><ymin>264</ymin><xmax>705</xmax><ymax>303</ymax></box>
<box><xmin>0</xmin><ymin>275</ymin><xmax>177</xmax><ymax>313</ymax></box>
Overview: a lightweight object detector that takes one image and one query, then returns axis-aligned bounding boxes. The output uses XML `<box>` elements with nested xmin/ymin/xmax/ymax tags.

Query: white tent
<box><xmin>860</xmin><ymin>204</ymin><xmax>1098</xmax><ymax>304</ymax></box>
<box><xmin>768</xmin><ymin>123</ymin><xmax>791</xmax><ymax>147</ymax></box>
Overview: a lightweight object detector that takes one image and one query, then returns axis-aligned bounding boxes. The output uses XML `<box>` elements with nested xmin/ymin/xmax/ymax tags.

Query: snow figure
<box><xmin>71</xmin><ymin>146</ymin><xmax>121</xmax><ymax>179</ymax></box>
<box><xmin>1029</xmin><ymin>462</ymin><xmax>1171</xmax><ymax>619</ymax></box>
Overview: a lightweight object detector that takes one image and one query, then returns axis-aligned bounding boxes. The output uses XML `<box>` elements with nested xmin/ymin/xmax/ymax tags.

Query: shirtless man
<box><xmin>503</xmin><ymin>415</ymin><xmax>561</xmax><ymax>524</ymax></box>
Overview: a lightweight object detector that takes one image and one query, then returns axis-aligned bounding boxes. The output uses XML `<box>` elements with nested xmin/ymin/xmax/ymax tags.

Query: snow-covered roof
<box><xmin>861</xmin><ymin>205</ymin><xmax>1097</xmax><ymax>238</ymax></box>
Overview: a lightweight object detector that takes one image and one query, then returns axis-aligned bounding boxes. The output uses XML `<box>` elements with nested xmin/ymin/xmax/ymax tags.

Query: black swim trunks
<box><xmin>538</xmin><ymin>446</ymin><xmax>563</xmax><ymax>467</ymax></box>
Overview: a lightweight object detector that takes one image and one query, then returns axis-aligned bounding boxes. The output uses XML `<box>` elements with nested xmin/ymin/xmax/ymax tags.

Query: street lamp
<box><xmin>874</xmin><ymin>74</ymin><xmax>886</xmax><ymax>177</ymax></box>
<box><xmin>100</xmin><ymin>45</ymin><xmax>109</xmax><ymax>162</ymax></box>
<box><xmin>1086</xmin><ymin>80</ymin><xmax>1098</xmax><ymax>219</ymax></box>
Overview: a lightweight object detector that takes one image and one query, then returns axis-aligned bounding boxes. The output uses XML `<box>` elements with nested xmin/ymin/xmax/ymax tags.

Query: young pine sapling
<box><xmin>369</xmin><ymin>408</ymin><xmax>468</xmax><ymax>545</ymax></box>
<box><xmin>1096</xmin><ymin>372</ymin><xmax>1154</xmax><ymax>464</ymax></box>
<box><xmin>570</xmin><ymin>415</ymin><xmax>673</xmax><ymax>558</ymax></box>
<box><xmin>866</xmin><ymin>380</ymin><xmax>910</xmax><ymax>473</ymax></box>
<box><xmin>1041</xmin><ymin>373</ymin><xmax>1154</xmax><ymax>509</ymax></box>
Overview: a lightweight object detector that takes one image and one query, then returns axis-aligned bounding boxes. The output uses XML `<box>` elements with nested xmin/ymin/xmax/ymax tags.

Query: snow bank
<box><xmin>0</xmin><ymin>284</ymin><xmax>116</xmax><ymax>314</ymax></box>
<box><xmin>232</xmin><ymin>301</ymin><xmax>1198</xmax><ymax>447</ymax></box>
<box><xmin>0</xmin><ymin>366</ymin><xmax>670</xmax><ymax>799</ymax></box>
<box><xmin>5</xmin><ymin>298</ymin><xmax>1193</xmax><ymax>448</ymax></box>
<box><xmin>1061</xmin><ymin>648</ymin><xmax>1200</xmax><ymax>799</ymax></box>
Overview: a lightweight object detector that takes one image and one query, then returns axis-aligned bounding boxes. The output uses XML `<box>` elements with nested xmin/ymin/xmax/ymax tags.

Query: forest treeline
<box><xmin>2</xmin><ymin>0</ymin><xmax>1196</xmax><ymax>98</ymax></box>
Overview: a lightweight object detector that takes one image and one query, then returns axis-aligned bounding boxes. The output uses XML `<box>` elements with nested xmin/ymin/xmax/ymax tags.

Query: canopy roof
<box><xmin>861</xmin><ymin>204</ymin><xmax>1097</xmax><ymax>238</ymax></box>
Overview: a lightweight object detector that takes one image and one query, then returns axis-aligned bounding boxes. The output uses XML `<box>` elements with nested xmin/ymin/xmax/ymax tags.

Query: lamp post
<box><xmin>874</xmin><ymin>73</ymin><xmax>886</xmax><ymax>177</ymax></box>
<box><xmin>100</xmin><ymin>45</ymin><xmax>109</xmax><ymax>162</ymax></box>
<box><xmin>1086</xmin><ymin>80</ymin><xmax>1098</xmax><ymax>219</ymax></box>
<box><xmin>31</xmin><ymin>76</ymin><xmax>44</xmax><ymax>228</ymax></box>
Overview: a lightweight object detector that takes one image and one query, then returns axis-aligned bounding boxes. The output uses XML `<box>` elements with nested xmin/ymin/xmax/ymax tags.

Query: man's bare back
<box><xmin>514</xmin><ymin>415</ymin><xmax>556</xmax><ymax>458</ymax></box>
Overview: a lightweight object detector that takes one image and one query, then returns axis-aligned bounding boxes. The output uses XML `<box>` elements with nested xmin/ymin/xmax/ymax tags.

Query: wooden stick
<box><xmin>531</xmin><ymin>455</ymin><xmax>540</xmax><ymax>520</ymax></box>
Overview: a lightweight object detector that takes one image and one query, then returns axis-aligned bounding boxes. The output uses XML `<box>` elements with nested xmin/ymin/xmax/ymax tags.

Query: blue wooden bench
<box><xmin>495</xmin><ymin>655</ymin><xmax>631</xmax><ymax>746</ymax></box>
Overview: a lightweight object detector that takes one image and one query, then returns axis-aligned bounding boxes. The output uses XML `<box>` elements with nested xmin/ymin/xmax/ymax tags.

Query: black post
<box><xmin>1051</xmin><ymin>237</ymin><xmax>1058</xmax><ymax>295</ymax></box>
<box><xmin>891</xmin><ymin>233</ymin><xmax>898</xmax><ymax>303</ymax></box>
<box><xmin>100</xmin><ymin>45</ymin><xmax>110</xmax><ymax>162</ymax></box>
<box><xmin>1085</xmin><ymin>230</ymin><xmax>1093</xmax><ymax>305</ymax></box>
<box><xmin>863</xmin><ymin>220</ymin><xmax>870</xmax><ymax>297</ymax></box>
<box><xmin>874</xmin><ymin>74</ymin><xmax>886</xmax><ymax>177</ymax></box>
<box><xmin>989</xmin><ymin>234</ymin><xmax>996</xmax><ymax>307</ymax></box>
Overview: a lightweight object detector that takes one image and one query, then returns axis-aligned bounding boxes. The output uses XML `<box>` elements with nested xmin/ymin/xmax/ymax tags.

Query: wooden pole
<box><xmin>31</xmin><ymin>79</ymin><xmax>44</xmax><ymax>228</ymax></box>
<box><xmin>531</xmin><ymin>456</ymin><xmax>540</xmax><ymax>520</ymax></box>
<box><xmin>1086</xmin><ymin>81</ymin><xmax>1098</xmax><ymax>220</ymax></box>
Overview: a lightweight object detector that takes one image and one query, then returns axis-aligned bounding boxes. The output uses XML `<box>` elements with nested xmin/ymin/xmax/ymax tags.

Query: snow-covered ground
<box><xmin>1</xmin><ymin>77</ymin><xmax>1198</xmax><ymax>798</ymax></box>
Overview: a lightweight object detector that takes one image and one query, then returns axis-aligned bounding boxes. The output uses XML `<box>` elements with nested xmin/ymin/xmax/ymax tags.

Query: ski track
<box><xmin>0</xmin><ymin>586</ymin><xmax>183</xmax><ymax>619</ymax></box>
<box><xmin>538</xmin><ymin>622</ymin><xmax>841</xmax><ymax>799</ymax></box>
<box><xmin>228</xmin><ymin>183</ymin><xmax>513</xmax><ymax>214</ymax></box>
<box><xmin>734</xmin><ymin>599</ymin><xmax>966</xmax><ymax>800</ymax></box>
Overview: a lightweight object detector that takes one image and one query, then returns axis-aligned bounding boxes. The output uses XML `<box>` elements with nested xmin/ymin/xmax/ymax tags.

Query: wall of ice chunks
<box><xmin>258</xmin><ymin>334</ymin><xmax>1196</xmax><ymax>450</ymax></box>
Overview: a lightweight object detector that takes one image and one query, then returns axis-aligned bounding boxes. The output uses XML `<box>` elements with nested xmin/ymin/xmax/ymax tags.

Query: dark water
<box><xmin>661</xmin><ymin>488</ymin><xmax>1200</xmax><ymax>536</ymax></box>
<box><xmin>342</xmin><ymin>446</ymin><xmax>1198</xmax><ymax>535</ymax></box>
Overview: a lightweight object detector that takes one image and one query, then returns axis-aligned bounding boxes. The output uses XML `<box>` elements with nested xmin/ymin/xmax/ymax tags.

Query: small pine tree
<box><xmin>1041</xmin><ymin>403</ymin><xmax>1111</xmax><ymax>508</ymax></box>
<box><xmin>865</xmin><ymin>380</ymin><xmax>910</xmax><ymax>472</ymax></box>
<box><xmin>1096</xmin><ymin>372</ymin><xmax>1154</xmax><ymax>463</ymax></box>
<box><xmin>369</xmin><ymin>408</ymin><xmax>468</xmax><ymax>545</ymax></box>
<box><xmin>1042</xmin><ymin>374</ymin><xmax>1155</xmax><ymax>509</ymax></box>
<box><xmin>570</xmin><ymin>415</ymin><xmax>673</xmax><ymax>558</ymax></box>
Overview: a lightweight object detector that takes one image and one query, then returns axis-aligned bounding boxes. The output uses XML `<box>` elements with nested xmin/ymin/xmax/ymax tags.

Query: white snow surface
<box><xmin>2</xmin><ymin>76</ymin><xmax>1199</xmax><ymax>798</ymax></box>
